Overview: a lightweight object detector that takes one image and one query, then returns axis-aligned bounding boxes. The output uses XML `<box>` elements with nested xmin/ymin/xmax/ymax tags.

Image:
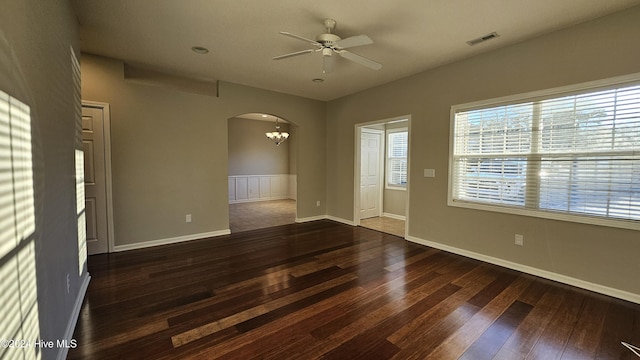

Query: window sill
<box><xmin>447</xmin><ymin>198</ymin><xmax>640</xmax><ymax>231</ymax></box>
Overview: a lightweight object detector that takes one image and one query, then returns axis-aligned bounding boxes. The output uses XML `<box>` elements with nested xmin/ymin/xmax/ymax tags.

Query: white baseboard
<box><xmin>57</xmin><ymin>272</ymin><xmax>91</xmax><ymax>360</ymax></box>
<box><xmin>405</xmin><ymin>235</ymin><xmax>640</xmax><ymax>304</ymax></box>
<box><xmin>113</xmin><ymin>230</ymin><xmax>231</xmax><ymax>252</ymax></box>
<box><xmin>326</xmin><ymin>215</ymin><xmax>356</xmax><ymax>226</ymax></box>
<box><xmin>295</xmin><ymin>215</ymin><xmax>327</xmax><ymax>223</ymax></box>
<box><xmin>382</xmin><ymin>212</ymin><xmax>406</xmax><ymax>221</ymax></box>
<box><xmin>294</xmin><ymin>215</ymin><xmax>356</xmax><ymax>226</ymax></box>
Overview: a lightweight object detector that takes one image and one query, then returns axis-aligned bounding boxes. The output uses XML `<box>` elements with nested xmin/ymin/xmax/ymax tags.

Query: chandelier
<box><xmin>265</xmin><ymin>117</ymin><xmax>289</xmax><ymax>146</ymax></box>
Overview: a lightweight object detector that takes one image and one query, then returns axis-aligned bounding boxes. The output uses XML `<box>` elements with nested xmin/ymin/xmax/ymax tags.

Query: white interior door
<box><xmin>360</xmin><ymin>129</ymin><xmax>383</xmax><ymax>219</ymax></box>
<box><xmin>82</xmin><ymin>105</ymin><xmax>110</xmax><ymax>254</ymax></box>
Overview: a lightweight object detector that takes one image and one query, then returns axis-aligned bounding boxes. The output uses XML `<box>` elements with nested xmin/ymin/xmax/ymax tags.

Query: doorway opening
<box><xmin>354</xmin><ymin>116</ymin><xmax>410</xmax><ymax>238</ymax></box>
<box><xmin>227</xmin><ymin>113</ymin><xmax>297</xmax><ymax>232</ymax></box>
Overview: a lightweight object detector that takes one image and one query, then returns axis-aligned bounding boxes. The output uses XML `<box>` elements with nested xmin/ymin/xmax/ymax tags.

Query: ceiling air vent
<box><xmin>466</xmin><ymin>32</ymin><xmax>499</xmax><ymax>46</ymax></box>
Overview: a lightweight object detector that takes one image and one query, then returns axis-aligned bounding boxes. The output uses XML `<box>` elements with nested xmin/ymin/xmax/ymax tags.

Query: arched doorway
<box><xmin>227</xmin><ymin>113</ymin><xmax>298</xmax><ymax>232</ymax></box>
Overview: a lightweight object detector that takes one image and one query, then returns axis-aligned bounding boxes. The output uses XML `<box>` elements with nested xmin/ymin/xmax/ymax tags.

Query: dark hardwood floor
<box><xmin>69</xmin><ymin>220</ymin><xmax>640</xmax><ymax>359</ymax></box>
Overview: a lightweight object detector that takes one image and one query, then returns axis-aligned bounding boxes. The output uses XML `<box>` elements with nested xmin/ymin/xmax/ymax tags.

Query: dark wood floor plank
<box><xmin>561</xmin><ymin>294</ymin><xmax>610</xmax><ymax>359</ymax></box>
<box><xmin>309</xmin><ymin>270</ymin><xmax>441</xmax><ymax>340</ymax></box>
<box><xmin>595</xmin><ymin>299</ymin><xmax>637</xmax><ymax>359</ymax></box>
<box><xmin>389</xmin><ymin>267</ymin><xmax>522</xmax><ymax>359</ymax></box>
<box><xmin>67</xmin><ymin>220</ymin><xmax>640</xmax><ymax>360</ymax></box>
<box><xmin>388</xmin><ymin>263</ymin><xmax>498</xmax><ymax>349</ymax></box>
<box><xmin>320</xmin><ymin>283</ymin><xmax>461</xmax><ymax>359</ymax></box>
<box><xmin>425</xmin><ymin>275</ymin><xmax>534</xmax><ymax>359</ymax></box>
<box><xmin>458</xmin><ymin>300</ymin><xmax>533</xmax><ymax>360</ymax></box>
<box><xmin>526</xmin><ymin>289</ymin><xmax>587</xmax><ymax>359</ymax></box>
<box><xmin>492</xmin><ymin>284</ymin><xmax>564</xmax><ymax>360</ymax></box>
<box><xmin>171</xmin><ymin>273</ymin><xmax>358</xmax><ymax>347</ymax></box>
<box><xmin>179</xmin><ymin>286</ymin><xmax>368</xmax><ymax>359</ymax></box>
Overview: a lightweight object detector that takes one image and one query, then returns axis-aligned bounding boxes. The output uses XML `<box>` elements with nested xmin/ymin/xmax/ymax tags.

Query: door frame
<box><xmin>82</xmin><ymin>101</ymin><xmax>115</xmax><ymax>253</ymax></box>
<box><xmin>354</xmin><ymin>115</ymin><xmax>411</xmax><ymax>237</ymax></box>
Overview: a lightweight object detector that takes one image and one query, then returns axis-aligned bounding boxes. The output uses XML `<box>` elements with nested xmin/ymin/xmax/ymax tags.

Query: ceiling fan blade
<box><xmin>272</xmin><ymin>49</ymin><xmax>315</xmax><ymax>60</ymax></box>
<box><xmin>279</xmin><ymin>31</ymin><xmax>322</xmax><ymax>47</ymax></box>
<box><xmin>334</xmin><ymin>34</ymin><xmax>373</xmax><ymax>49</ymax></box>
<box><xmin>338</xmin><ymin>50</ymin><xmax>382</xmax><ymax>70</ymax></box>
<box><xmin>323</xmin><ymin>55</ymin><xmax>333</xmax><ymax>74</ymax></box>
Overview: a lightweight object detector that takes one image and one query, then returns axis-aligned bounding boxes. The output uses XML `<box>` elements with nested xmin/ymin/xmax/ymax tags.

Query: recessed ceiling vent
<box><xmin>466</xmin><ymin>32</ymin><xmax>499</xmax><ymax>46</ymax></box>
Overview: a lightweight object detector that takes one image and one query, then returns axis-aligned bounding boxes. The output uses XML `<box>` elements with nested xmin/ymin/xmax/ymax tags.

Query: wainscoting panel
<box><xmin>229</xmin><ymin>174</ymin><xmax>295</xmax><ymax>203</ymax></box>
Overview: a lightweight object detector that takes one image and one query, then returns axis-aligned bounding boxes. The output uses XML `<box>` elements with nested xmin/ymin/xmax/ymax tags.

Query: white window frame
<box><xmin>448</xmin><ymin>72</ymin><xmax>640</xmax><ymax>231</ymax></box>
<box><xmin>386</xmin><ymin>127</ymin><xmax>408</xmax><ymax>190</ymax></box>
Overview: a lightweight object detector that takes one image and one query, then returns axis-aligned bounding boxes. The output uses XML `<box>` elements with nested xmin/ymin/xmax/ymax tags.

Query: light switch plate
<box><xmin>424</xmin><ymin>169</ymin><xmax>436</xmax><ymax>177</ymax></box>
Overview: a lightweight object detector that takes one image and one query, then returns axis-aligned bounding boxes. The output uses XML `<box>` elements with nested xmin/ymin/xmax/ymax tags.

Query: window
<box><xmin>449</xmin><ymin>76</ymin><xmax>640</xmax><ymax>230</ymax></box>
<box><xmin>387</xmin><ymin>128</ymin><xmax>408</xmax><ymax>189</ymax></box>
<box><xmin>72</xmin><ymin>46</ymin><xmax>87</xmax><ymax>276</ymax></box>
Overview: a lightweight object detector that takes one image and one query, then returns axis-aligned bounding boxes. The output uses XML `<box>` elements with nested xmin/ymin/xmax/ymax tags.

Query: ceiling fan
<box><xmin>273</xmin><ymin>18</ymin><xmax>382</xmax><ymax>74</ymax></box>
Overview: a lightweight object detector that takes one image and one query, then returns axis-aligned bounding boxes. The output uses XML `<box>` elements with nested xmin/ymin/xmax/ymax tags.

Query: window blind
<box><xmin>387</xmin><ymin>130</ymin><xmax>408</xmax><ymax>187</ymax></box>
<box><xmin>451</xmin><ymin>81</ymin><xmax>640</xmax><ymax>228</ymax></box>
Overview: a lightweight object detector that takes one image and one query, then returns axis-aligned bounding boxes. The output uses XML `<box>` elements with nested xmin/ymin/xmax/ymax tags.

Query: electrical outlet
<box><xmin>316</xmin><ymin>200</ymin><xmax>320</xmax><ymax>207</ymax></box>
<box><xmin>514</xmin><ymin>234</ymin><xmax>524</xmax><ymax>246</ymax></box>
<box><xmin>186</xmin><ymin>214</ymin><xmax>192</xmax><ymax>223</ymax></box>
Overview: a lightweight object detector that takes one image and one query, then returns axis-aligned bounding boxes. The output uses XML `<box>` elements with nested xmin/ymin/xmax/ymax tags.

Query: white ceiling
<box><xmin>72</xmin><ymin>0</ymin><xmax>640</xmax><ymax>101</ymax></box>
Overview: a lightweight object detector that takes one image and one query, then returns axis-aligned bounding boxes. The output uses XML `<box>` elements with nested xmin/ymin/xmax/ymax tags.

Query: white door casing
<box><xmin>359</xmin><ymin>129</ymin><xmax>383</xmax><ymax>219</ymax></box>
<box><xmin>82</xmin><ymin>103</ymin><xmax>113</xmax><ymax>254</ymax></box>
<box><xmin>354</xmin><ymin>115</ymin><xmax>411</xmax><ymax>234</ymax></box>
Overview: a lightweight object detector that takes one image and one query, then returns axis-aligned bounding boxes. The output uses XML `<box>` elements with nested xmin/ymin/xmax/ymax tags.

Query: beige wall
<box><xmin>81</xmin><ymin>55</ymin><xmax>325</xmax><ymax>246</ymax></box>
<box><xmin>383</xmin><ymin>189</ymin><xmax>406</xmax><ymax>216</ymax></box>
<box><xmin>1</xmin><ymin>0</ymin><xmax>83</xmax><ymax>358</ymax></box>
<box><xmin>327</xmin><ymin>7</ymin><xmax>640</xmax><ymax>296</ymax></box>
<box><xmin>228</xmin><ymin>117</ymin><xmax>291</xmax><ymax>176</ymax></box>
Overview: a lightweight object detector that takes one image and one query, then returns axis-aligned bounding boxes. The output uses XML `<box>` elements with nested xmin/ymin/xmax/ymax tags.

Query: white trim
<box><xmin>82</xmin><ymin>101</ymin><xmax>116</xmax><ymax>252</ymax></box>
<box><xmin>382</xmin><ymin>212</ymin><xmax>406</xmax><ymax>221</ymax></box>
<box><xmin>447</xmin><ymin>199</ymin><xmax>640</xmax><ymax>231</ymax></box>
<box><xmin>57</xmin><ymin>273</ymin><xmax>91</xmax><ymax>360</ymax></box>
<box><xmin>405</xmin><ymin>235</ymin><xmax>640</xmax><ymax>304</ymax></box>
<box><xmin>228</xmin><ymin>174</ymin><xmax>292</xmax><ymax>178</ymax></box>
<box><xmin>295</xmin><ymin>215</ymin><xmax>328</xmax><ymax>223</ymax></box>
<box><xmin>294</xmin><ymin>215</ymin><xmax>357</xmax><ymax>226</ymax></box>
<box><xmin>113</xmin><ymin>230</ymin><xmax>230</xmax><ymax>252</ymax></box>
<box><xmin>326</xmin><ymin>215</ymin><xmax>356</xmax><ymax>226</ymax></box>
<box><xmin>354</xmin><ymin>116</ymin><xmax>412</xmax><ymax>228</ymax></box>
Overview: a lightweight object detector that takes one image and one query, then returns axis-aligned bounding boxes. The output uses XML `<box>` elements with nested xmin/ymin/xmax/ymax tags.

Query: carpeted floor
<box><xmin>229</xmin><ymin>200</ymin><xmax>405</xmax><ymax>238</ymax></box>
<box><xmin>229</xmin><ymin>199</ymin><xmax>296</xmax><ymax>232</ymax></box>
<box><xmin>360</xmin><ymin>216</ymin><xmax>405</xmax><ymax>237</ymax></box>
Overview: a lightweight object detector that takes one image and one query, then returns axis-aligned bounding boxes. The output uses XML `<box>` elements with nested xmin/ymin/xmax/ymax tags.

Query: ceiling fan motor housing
<box><xmin>273</xmin><ymin>17</ymin><xmax>382</xmax><ymax>71</ymax></box>
<box><xmin>316</xmin><ymin>33</ymin><xmax>341</xmax><ymax>48</ymax></box>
